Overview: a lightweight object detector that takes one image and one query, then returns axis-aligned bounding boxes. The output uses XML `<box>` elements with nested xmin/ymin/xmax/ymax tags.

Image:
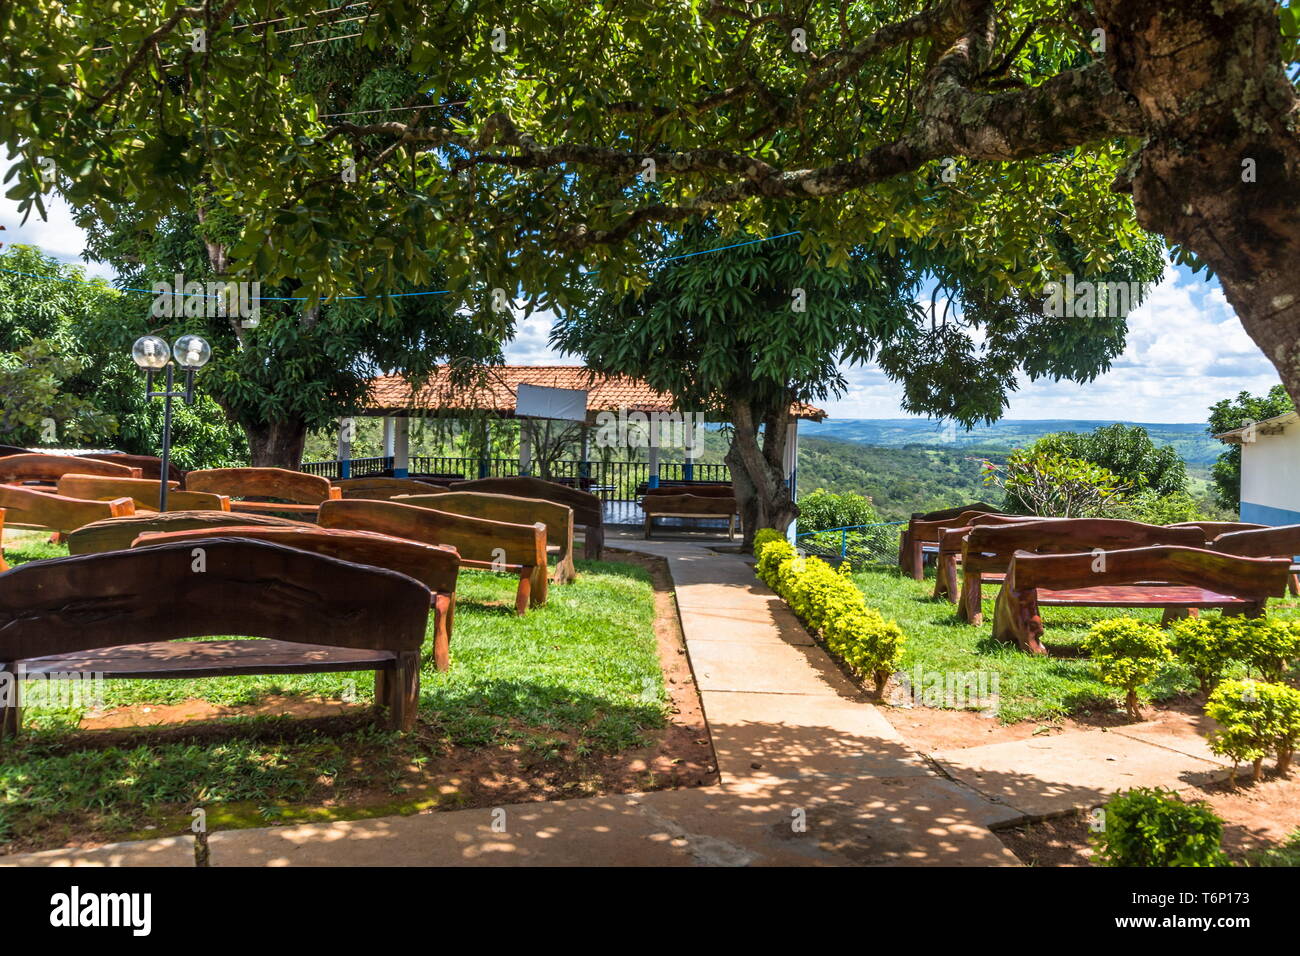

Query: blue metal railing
<box><xmin>796</xmin><ymin>521</ymin><xmax>906</xmax><ymax>564</ymax></box>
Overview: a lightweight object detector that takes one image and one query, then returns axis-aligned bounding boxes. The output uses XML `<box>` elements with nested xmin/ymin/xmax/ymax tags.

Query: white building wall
<box><xmin>1240</xmin><ymin>426</ymin><xmax>1300</xmax><ymax>524</ymax></box>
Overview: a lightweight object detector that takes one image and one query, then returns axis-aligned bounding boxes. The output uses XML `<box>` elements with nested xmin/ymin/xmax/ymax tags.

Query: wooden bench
<box><xmin>450</xmin><ymin>476</ymin><xmax>605</xmax><ymax>560</ymax></box>
<box><xmin>57</xmin><ymin>474</ymin><xmax>230</xmax><ymax>513</ymax></box>
<box><xmin>319</xmin><ymin>498</ymin><xmax>548</xmax><ymax>615</ymax></box>
<box><xmin>1168</xmin><ymin>521</ymin><xmax>1267</xmax><ymax>538</ymax></box>
<box><xmin>1211</xmin><ymin>524</ymin><xmax>1300</xmax><ymax>595</ymax></box>
<box><xmin>132</xmin><ymin>526</ymin><xmax>460</xmax><ymax>671</ymax></box>
<box><xmin>395</xmin><ymin>490</ymin><xmax>576</xmax><ymax>584</ymax></box>
<box><xmin>993</xmin><ymin>546</ymin><xmax>1291</xmax><ymax>655</ymax></box>
<box><xmin>185</xmin><ymin>467</ymin><xmax>342</xmax><ymax>519</ymax></box>
<box><xmin>958</xmin><ymin>519</ymin><xmax>1207</xmax><ymax>625</ymax></box>
<box><xmin>334</xmin><ymin>477</ymin><xmax>444</xmax><ymax>500</ymax></box>
<box><xmin>0</xmin><ymin>453</ymin><xmax>141</xmax><ymax>485</ymax></box>
<box><xmin>67</xmin><ymin>510</ymin><xmax>315</xmax><ymax>555</ymax></box>
<box><xmin>0</xmin><ymin>507</ymin><xmax>6</xmax><ymax>572</ymax></box>
<box><xmin>79</xmin><ymin>453</ymin><xmax>184</xmax><ymax>483</ymax></box>
<box><xmin>0</xmin><ymin>538</ymin><xmax>432</xmax><ymax>736</ymax></box>
<box><xmin>0</xmin><ymin>484</ymin><xmax>135</xmax><ymax>534</ymax></box>
<box><xmin>636</xmin><ymin>481</ymin><xmax>734</xmax><ymax>497</ymax></box>
<box><xmin>900</xmin><ymin>502</ymin><xmax>1001</xmax><ymax>580</ymax></box>
<box><xmin>642</xmin><ymin>493</ymin><xmax>739</xmax><ymax>539</ymax></box>
<box><xmin>933</xmin><ymin>513</ymin><xmax>1044</xmax><ymax>601</ymax></box>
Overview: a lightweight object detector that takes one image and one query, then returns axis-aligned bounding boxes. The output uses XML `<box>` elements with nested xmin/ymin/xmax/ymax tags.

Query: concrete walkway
<box><xmin>4</xmin><ymin>536</ymin><xmax>1020</xmax><ymax>867</ymax></box>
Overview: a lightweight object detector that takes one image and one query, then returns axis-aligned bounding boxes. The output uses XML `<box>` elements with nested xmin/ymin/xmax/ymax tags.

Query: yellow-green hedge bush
<box><xmin>753</xmin><ymin>536</ymin><xmax>904</xmax><ymax>695</ymax></box>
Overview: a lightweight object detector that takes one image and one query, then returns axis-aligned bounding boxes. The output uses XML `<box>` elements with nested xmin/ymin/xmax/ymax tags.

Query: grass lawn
<box><xmin>851</xmin><ymin>565</ymin><xmax>1300</xmax><ymax>724</ymax></box>
<box><xmin>0</xmin><ymin>531</ymin><xmax>664</xmax><ymax>851</ymax></box>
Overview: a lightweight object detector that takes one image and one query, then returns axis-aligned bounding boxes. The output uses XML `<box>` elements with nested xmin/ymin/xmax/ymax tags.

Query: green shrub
<box><xmin>1205</xmin><ymin>679</ymin><xmax>1300</xmax><ymax>783</ymax></box>
<box><xmin>1085</xmin><ymin>618</ymin><xmax>1172</xmax><ymax>719</ymax></box>
<box><xmin>753</xmin><ymin>547</ymin><xmax>904</xmax><ymax>695</ymax></box>
<box><xmin>795</xmin><ymin>488</ymin><xmax>879</xmax><ymax>533</ymax></box>
<box><xmin>751</xmin><ymin>527</ymin><xmax>786</xmax><ymax>557</ymax></box>
<box><xmin>1168</xmin><ymin>616</ymin><xmax>1235</xmax><ymax>694</ymax></box>
<box><xmin>1223</xmin><ymin>618</ymin><xmax>1300</xmax><ymax>682</ymax></box>
<box><xmin>1090</xmin><ymin>787</ymin><xmax>1227</xmax><ymax>867</ymax></box>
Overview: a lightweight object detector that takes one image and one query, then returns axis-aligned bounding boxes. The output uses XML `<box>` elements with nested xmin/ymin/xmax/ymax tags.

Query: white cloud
<box><xmin>0</xmin><ymin>163</ymin><xmax>115</xmax><ymax>280</ymax></box>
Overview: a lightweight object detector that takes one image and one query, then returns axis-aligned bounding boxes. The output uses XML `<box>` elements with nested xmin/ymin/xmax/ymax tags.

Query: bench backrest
<box><xmin>1007</xmin><ymin>545</ymin><xmax>1290</xmax><ymax>599</ymax></box>
<box><xmin>318</xmin><ymin>498</ymin><xmax>547</xmax><ymax>570</ymax></box>
<box><xmin>966</xmin><ymin>518</ymin><xmax>1206</xmax><ymax>558</ymax></box>
<box><xmin>0</xmin><ymin>453</ymin><xmax>141</xmax><ymax>483</ymax></box>
<box><xmin>642</xmin><ymin>484</ymin><xmax>735</xmax><ymax>498</ymax></box>
<box><xmin>394</xmin><ymin>491</ymin><xmax>573</xmax><ymax>551</ymax></box>
<box><xmin>185</xmin><ymin>467</ymin><xmax>341</xmax><ymax>505</ymax></box>
<box><xmin>0</xmin><ymin>484</ymin><xmax>135</xmax><ymax>533</ymax></box>
<box><xmin>911</xmin><ymin>509</ymin><xmax>1018</xmax><ymax>543</ymax></box>
<box><xmin>937</xmin><ymin>513</ymin><xmax>1043</xmax><ymax>551</ymax></box>
<box><xmin>0</xmin><ymin>538</ymin><xmax>431</xmax><ymax>662</ymax></box>
<box><xmin>57</xmin><ymin>474</ymin><xmax>230</xmax><ymax>512</ymax></box>
<box><xmin>1167</xmin><ymin>521</ymin><xmax>1268</xmax><ymax>538</ymax></box>
<box><xmin>67</xmin><ymin>509</ymin><xmax>315</xmax><ymax>555</ymax></box>
<box><xmin>132</xmin><ymin>525</ymin><xmax>461</xmax><ymax>594</ymax></box>
<box><xmin>641</xmin><ymin>493</ymin><xmax>737</xmax><ymax>515</ymax></box>
<box><xmin>78</xmin><ymin>453</ymin><xmax>184</xmax><ymax>483</ymax></box>
<box><xmin>1210</xmin><ymin>524</ymin><xmax>1300</xmax><ymax>559</ymax></box>
<box><xmin>0</xmin><ymin>507</ymin><xmax>6</xmax><ymax>572</ymax></box>
<box><xmin>333</xmin><ymin>477</ymin><xmax>444</xmax><ymax>500</ymax></box>
<box><xmin>911</xmin><ymin>501</ymin><xmax>1000</xmax><ymax>522</ymax></box>
<box><xmin>450</xmin><ymin>476</ymin><xmax>602</xmax><ymax>527</ymax></box>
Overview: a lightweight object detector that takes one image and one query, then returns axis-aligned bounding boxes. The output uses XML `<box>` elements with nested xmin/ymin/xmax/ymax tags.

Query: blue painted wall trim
<box><xmin>1240</xmin><ymin>500</ymin><xmax>1300</xmax><ymax>526</ymax></box>
<box><xmin>339</xmin><ymin>459</ymin><xmax>351</xmax><ymax>479</ymax></box>
<box><xmin>393</xmin><ymin>466</ymin><xmax>408</xmax><ymax>478</ymax></box>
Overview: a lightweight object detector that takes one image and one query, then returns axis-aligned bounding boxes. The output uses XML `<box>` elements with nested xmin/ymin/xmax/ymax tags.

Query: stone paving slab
<box><xmin>688</xmin><ymin>638</ymin><xmax>861</xmax><ymax>697</ymax></box>
<box><xmin>933</xmin><ymin>728</ymin><xmax>1230</xmax><ymax>817</ymax></box>
<box><xmin>1</xmin><ymin>835</ymin><xmax>195</xmax><ymax>867</ymax></box>
<box><xmin>673</xmin><ymin>603</ymin><xmax>815</xmax><ymax>646</ymax></box>
<box><xmin>1111</xmin><ymin>725</ymin><xmax>1231</xmax><ymax>766</ymax></box>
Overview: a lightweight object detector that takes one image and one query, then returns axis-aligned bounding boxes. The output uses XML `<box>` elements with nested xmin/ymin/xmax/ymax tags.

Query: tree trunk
<box><xmin>1097</xmin><ymin>0</ymin><xmax>1300</xmax><ymax>403</ymax></box>
<box><xmin>244</xmin><ymin>418</ymin><xmax>308</xmax><ymax>469</ymax></box>
<box><xmin>725</xmin><ymin>398</ymin><xmax>797</xmax><ymax>549</ymax></box>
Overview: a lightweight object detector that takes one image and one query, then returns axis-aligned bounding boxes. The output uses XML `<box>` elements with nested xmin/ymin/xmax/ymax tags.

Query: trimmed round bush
<box><xmin>1085</xmin><ymin>618</ymin><xmax>1172</xmax><ymax>720</ymax></box>
<box><xmin>1205</xmin><ymin>678</ymin><xmax>1300</xmax><ymax>783</ymax></box>
<box><xmin>1090</xmin><ymin>787</ymin><xmax>1226</xmax><ymax>867</ymax></box>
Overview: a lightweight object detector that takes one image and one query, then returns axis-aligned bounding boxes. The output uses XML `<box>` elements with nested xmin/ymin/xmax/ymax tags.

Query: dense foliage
<box><xmin>1090</xmin><ymin>788</ymin><xmax>1227</xmax><ymax>868</ymax></box>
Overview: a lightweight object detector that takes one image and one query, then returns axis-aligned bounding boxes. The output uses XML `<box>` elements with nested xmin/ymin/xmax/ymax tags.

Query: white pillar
<box><xmin>519</xmin><ymin>421</ymin><xmax>532</xmax><ymax>475</ymax></box>
<box><xmin>393</xmin><ymin>417</ymin><xmax>410</xmax><ymax>477</ymax></box>
<box><xmin>648</xmin><ymin>444</ymin><xmax>660</xmax><ymax>488</ymax></box>
<box><xmin>382</xmin><ymin>416</ymin><xmax>396</xmax><ymax>457</ymax></box>
<box><xmin>337</xmin><ymin>417</ymin><xmax>353</xmax><ymax>478</ymax></box>
<box><xmin>784</xmin><ymin>419</ymin><xmax>800</xmax><ymax>542</ymax></box>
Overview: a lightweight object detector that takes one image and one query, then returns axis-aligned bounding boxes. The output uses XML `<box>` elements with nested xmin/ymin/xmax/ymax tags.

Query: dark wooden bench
<box><xmin>319</xmin><ymin>498</ymin><xmax>548</xmax><ymax>615</ymax></box>
<box><xmin>80</xmin><ymin>452</ymin><xmax>185</xmax><ymax>483</ymax></box>
<box><xmin>57</xmin><ymin>474</ymin><xmax>230</xmax><ymax>513</ymax></box>
<box><xmin>0</xmin><ymin>483</ymin><xmax>136</xmax><ymax>534</ymax></box>
<box><xmin>333</xmin><ymin>477</ymin><xmax>444</xmax><ymax>499</ymax></box>
<box><xmin>395</xmin><ymin>490</ymin><xmax>576</xmax><ymax>584</ymax></box>
<box><xmin>636</xmin><ymin>480</ymin><xmax>734</xmax><ymax>496</ymax></box>
<box><xmin>1211</xmin><ymin>523</ymin><xmax>1300</xmax><ymax>595</ymax></box>
<box><xmin>641</xmin><ymin>493</ymin><xmax>739</xmax><ymax>539</ymax></box>
<box><xmin>0</xmin><ymin>538</ymin><xmax>433</xmax><ymax>736</ymax></box>
<box><xmin>0</xmin><ymin>453</ymin><xmax>141</xmax><ymax>485</ymax></box>
<box><xmin>66</xmin><ymin>510</ymin><xmax>315</xmax><ymax>555</ymax></box>
<box><xmin>993</xmin><ymin>546</ymin><xmax>1291</xmax><ymax>654</ymax></box>
<box><xmin>133</xmin><ymin>526</ymin><xmax>461</xmax><ymax>672</ymax></box>
<box><xmin>900</xmin><ymin>502</ymin><xmax>1001</xmax><ymax>580</ymax></box>
<box><xmin>185</xmin><ymin>467</ymin><xmax>342</xmax><ymax>519</ymax></box>
<box><xmin>450</xmin><ymin>476</ymin><xmax>605</xmax><ymax>560</ymax></box>
<box><xmin>958</xmin><ymin>519</ymin><xmax>1207</xmax><ymax>625</ymax></box>
<box><xmin>933</xmin><ymin>513</ymin><xmax>1044</xmax><ymax>601</ymax></box>
<box><xmin>1168</xmin><ymin>521</ymin><xmax>1267</xmax><ymax>537</ymax></box>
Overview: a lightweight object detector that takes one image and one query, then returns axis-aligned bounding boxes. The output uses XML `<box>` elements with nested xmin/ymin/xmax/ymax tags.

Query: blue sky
<box><xmin>4</xmin><ymin>182</ymin><xmax>1282</xmax><ymax>426</ymax></box>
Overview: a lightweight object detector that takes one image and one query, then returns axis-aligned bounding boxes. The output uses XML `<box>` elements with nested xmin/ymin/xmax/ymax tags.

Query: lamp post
<box><xmin>131</xmin><ymin>334</ymin><xmax>211</xmax><ymax>511</ymax></box>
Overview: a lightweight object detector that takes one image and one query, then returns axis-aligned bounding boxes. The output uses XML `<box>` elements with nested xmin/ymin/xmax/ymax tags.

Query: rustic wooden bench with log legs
<box><xmin>641</xmin><ymin>493</ymin><xmax>739</xmax><ymax>540</ymax></box>
<box><xmin>0</xmin><ymin>538</ymin><xmax>433</xmax><ymax>737</ymax></box>
<box><xmin>66</xmin><ymin>510</ymin><xmax>315</xmax><ymax>555</ymax></box>
<box><xmin>1211</xmin><ymin>524</ymin><xmax>1300</xmax><ymax>596</ymax></box>
<box><xmin>319</xmin><ymin>498</ymin><xmax>548</xmax><ymax>615</ymax></box>
<box><xmin>132</xmin><ymin>526</ymin><xmax>461</xmax><ymax>672</ymax></box>
<box><xmin>899</xmin><ymin>502</ymin><xmax>1001</xmax><ymax>580</ymax></box>
<box><xmin>958</xmin><ymin>519</ymin><xmax>1208</xmax><ymax>625</ymax></box>
<box><xmin>450</xmin><ymin>476</ymin><xmax>605</xmax><ymax>560</ymax></box>
<box><xmin>57</xmin><ymin>474</ymin><xmax>230</xmax><ymax>513</ymax></box>
<box><xmin>333</xmin><ymin>476</ymin><xmax>443</xmax><ymax>500</ymax></box>
<box><xmin>185</xmin><ymin>467</ymin><xmax>342</xmax><ymax>519</ymax></box>
<box><xmin>932</xmin><ymin>513</ymin><xmax>1045</xmax><ymax>601</ymax></box>
<box><xmin>395</xmin><ymin>491</ymin><xmax>576</xmax><ymax>584</ymax></box>
<box><xmin>0</xmin><ymin>507</ymin><xmax>6</xmax><ymax>572</ymax></box>
<box><xmin>0</xmin><ymin>453</ymin><xmax>142</xmax><ymax>485</ymax></box>
<box><xmin>0</xmin><ymin>483</ymin><xmax>136</xmax><ymax>534</ymax></box>
<box><xmin>993</xmin><ymin>546</ymin><xmax>1291</xmax><ymax>655</ymax></box>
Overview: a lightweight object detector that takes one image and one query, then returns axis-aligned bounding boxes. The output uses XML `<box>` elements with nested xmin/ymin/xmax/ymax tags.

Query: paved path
<box><xmin>4</xmin><ymin>536</ymin><xmax>1019</xmax><ymax>867</ymax></box>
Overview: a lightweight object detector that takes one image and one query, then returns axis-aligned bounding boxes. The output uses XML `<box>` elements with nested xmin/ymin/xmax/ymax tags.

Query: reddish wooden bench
<box><xmin>1211</xmin><ymin>523</ymin><xmax>1300</xmax><ymax>595</ymax></box>
<box><xmin>1168</xmin><ymin>521</ymin><xmax>1267</xmax><ymax>537</ymax></box>
<box><xmin>66</xmin><ymin>510</ymin><xmax>315</xmax><ymax>556</ymax></box>
<box><xmin>133</xmin><ymin>526</ymin><xmax>460</xmax><ymax>671</ymax></box>
<box><xmin>933</xmin><ymin>513</ymin><xmax>1044</xmax><ymax>601</ymax></box>
<box><xmin>641</xmin><ymin>493</ymin><xmax>739</xmax><ymax>539</ymax></box>
<box><xmin>993</xmin><ymin>546</ymin><xmax>1291</xmax><ymax>654</ymax></box>
<box><xmin>79</xmin><ymin>453</ymin><xmax>184</xmax><ymax>483</ymax></box>
<box><xmin>0</xmin><ymin>507</ymin><xmax>6</xmax><ymax>572</ymax></box>
<box><xmin>57</xmin><ymin>474</ymin><xmax>230</xmax><ymax>513</ymax></box>
<box><xmin>319</xmin><ymin>498</ymin><xmax>548</xmax><ymax>615</ymax></box>
<box><xmin>395</xmin><ymin>490</ymin><xmax>576</xmax><ymax>584</ymax></box>
<box><xmin>0</xmin><ymin>538</ymin><xmax>433</xmax><ymax>736</ymax></box>
<box><xmin>0</xmin><ymin>453</ymin><xmax>141</xmax><ymax>484</ymax></box>
<box><xmin>333</xmin><ymin>477</ymin><xmax>444</xmax><ymax>500</ymax></box>
<box><xmin>451</xmin><ymin>476</ymin><xmax>605</xmax><ymax>560</ymax></box>
<box><xmin>958</xmin><ymin>519</ymin><xmax>1207</xmax><ymax>625</ymax></box>
<box><xmin>0</xmin><ymin>483</ymin><xmax>136</xmax><ymax>534</ymax></box>
<box><xmin>185</xmin><ymin>467</ymin><xmax>342</xmax><ymax>519</ymax></box>
<box><xmin>899</xmin><ymin>502</ymin><xmax>1001</xmax><ymax>580</ymax></box>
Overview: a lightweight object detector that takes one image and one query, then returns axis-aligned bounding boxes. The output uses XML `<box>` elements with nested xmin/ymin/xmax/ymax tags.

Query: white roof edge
<box><xmin>1214</xmin><ymin>409</ymin><xmax>1299</xmax><ymax>442</ymax></box>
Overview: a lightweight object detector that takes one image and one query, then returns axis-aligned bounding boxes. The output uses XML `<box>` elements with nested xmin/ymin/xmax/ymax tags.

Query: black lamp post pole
<box><xmin>145</xmin><ymin>363</ymin><xmax>197</xmax><ymax>512</ymax></box>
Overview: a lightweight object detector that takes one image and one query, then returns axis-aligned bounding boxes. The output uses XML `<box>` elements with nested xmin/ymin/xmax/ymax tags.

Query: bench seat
<box><xmin>19</xmin><ymin>638</ymin><xmax>398</xmax><ymax>679</ymax></box>
<box><xmin>1034</xmin><ymin>584</ymin><xmax>1253</xmax><ymax>609</ymax></box>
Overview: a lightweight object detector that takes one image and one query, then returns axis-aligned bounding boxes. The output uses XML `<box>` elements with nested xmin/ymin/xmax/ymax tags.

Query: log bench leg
<box><xmin>992</xmin><ymin>586</ymin><xmax>1046</xmax><ymax>655</ymax></box>
<box><xmin>933</xmin><ymin>554</ymin><xmax>958</xmax><ymax>602</ymax></box>
<box><xmin>0</xmin><ymin>662</ymin><xmax>18</xmax><ymax>740</ymax></box>
<box><xmin>552</xmin><ymin>552</ymin><xmax>577</xmax><ymax>585</ymax></box>
<box><xmin>377</xmin><ymin>651</ymin><xmax>419</xmax><ymax>732</ymax></box>
<box><xmin>430</xmin><ymin>593</ymin><xmax>455</xmax><ymax>672</ymax></box>
<box><xmin>515</xmin><ymin>570</ymin><xmax>532</xmax><ymax>616</ymax></box>
<box><xmin>530</xmin><ymin>561</ymin><xmax>548</xmax><ymax>609</ymax></box>
<box><xmin>583</xmin><ymin>524</ymin><xmax>604</xmax><ymax>561</ymax></box>
<box><xmin>1160</xmin><ymin>607</ymin><xmax>1190</xmax><ymax>626</ymax></box>
<box><xmin>727</xmin><ymin>515</ymin><xmax>735</xmax><ymax>541</ymax></box>
<box><xmin>958</xmin><ymin>570</ymin><xmax>984</xmax><ymax>625</ymax></box>
<box><xmin>644</xmin><ymin>513</ymin><xmax>653</xmax><ymax>539</ymax></box>
<box><xmin>910</xmin><ymin>536</ymin><xmax>925</xmax><ymax>581</ymax></box>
